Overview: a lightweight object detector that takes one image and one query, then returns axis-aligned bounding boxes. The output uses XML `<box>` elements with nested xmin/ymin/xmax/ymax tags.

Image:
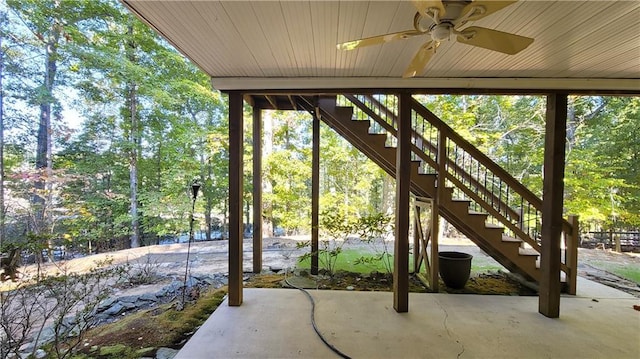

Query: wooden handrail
<box><xmin>447</xmin><ymin>175</ymin><xmax>541</xmax><ymax>252</ymax></box>
<box><xmin>411</xmin><ymin>97</ymin><xmax>544</xmax><ymax>210</ymax></box>
<box><xmin>410</xmin><ymin>97</ymin><xmax>573</xmax><ymax>234</ymax></box>
<box><xmin>347</xmin><ymin>94</ymin><xmax>521</xmax><ymax>222</ymax></box>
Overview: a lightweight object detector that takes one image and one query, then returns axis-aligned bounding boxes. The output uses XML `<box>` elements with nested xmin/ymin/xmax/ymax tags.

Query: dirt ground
<box><xmin>3</xmin><ymin>235</ymin><xmax>639</xmax><ymax>298</ymax></box>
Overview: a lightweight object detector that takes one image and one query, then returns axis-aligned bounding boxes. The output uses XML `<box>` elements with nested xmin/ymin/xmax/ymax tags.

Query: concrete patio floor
<box><xmin>176</xmin><ymin>277</ymin><xmax>639</xmax><ymax>359</ymax></box>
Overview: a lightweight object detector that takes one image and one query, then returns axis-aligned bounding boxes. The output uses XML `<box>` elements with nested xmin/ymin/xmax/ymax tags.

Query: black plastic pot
<box><xmin>438</xmin><ymin>251</ymin><xmax>473</xmax><ymax>289</ymax></box>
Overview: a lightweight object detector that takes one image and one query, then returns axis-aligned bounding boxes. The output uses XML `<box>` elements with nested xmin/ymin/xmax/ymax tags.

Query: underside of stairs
<box><xmin>298</xmin><ymin>94</ymin><xmax>575</xmax><ymax>287</ymax></box>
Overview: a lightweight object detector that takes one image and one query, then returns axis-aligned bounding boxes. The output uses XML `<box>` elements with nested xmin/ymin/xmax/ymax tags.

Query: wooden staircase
<box><xmin>300</xmin><ymin>95</ymin><xmax>578</xmax><ymax>289</ymax></box>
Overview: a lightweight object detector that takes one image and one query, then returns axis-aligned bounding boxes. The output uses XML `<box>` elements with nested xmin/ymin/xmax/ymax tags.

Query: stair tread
<box><xmin>451</xmin><ymin>198</ymin><xmax>471</xmax><ymax>203</ymax></box>
<box><xmin>484</xmin><ymin>223</ymin><xmax>503</xmax><ymax>229</ymax></box>
<box><xmin>501</xmin><ymin>235</ymin><xmax>523</xmax><ymax>243</ymax></box>
<box><xmin>519</xmin><ymin>247</ymin><xmax>540</xmax><ymax>256</ymax></box>
<box><xmin>468</xmin><ymin>211</ymin><xmax>488</xmax><ymax>216</ymax></box>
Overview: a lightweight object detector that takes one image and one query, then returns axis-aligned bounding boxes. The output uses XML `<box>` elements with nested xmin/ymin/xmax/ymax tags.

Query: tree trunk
<box><xmin>382</xmin><ymin>174</ymin><xmax>395</xmax><ymax>216</ymax></box>
<box><xmin>128</xmin><ymin>83</ymin><xmax>139</xmax><ymax>248</ymax></box>
<box><xmin>204</xmin><ymin>153</ymin><xmax>213</xmax><ymax>242</ymax></box>
<box><xmin>126</xmin><ymin>23</ymin><xmax>140</xmax><ymax>248</ymax></box>
<box><xmin>33</xmin><ymin>39</ymin><xmax>58</xmax><ymax>231</ymax></box>
<box><xmin>31</xmin><ymin>27</ymin><xmax>60</xmax><ymax>262</ymax></box>
<box><xmin>0</xmin><ymin>27</ymin><xmax>5</xmax><ymax>245</ymax></box>
<box><xmin>263</xmin><ymin>111</ymin><xmax>274</xmax><ymax>236</ymax></box>
<box><xmin>222</xmin><ymin>198</ymin><xmax>228</xmax><ymax>240</ymax></box>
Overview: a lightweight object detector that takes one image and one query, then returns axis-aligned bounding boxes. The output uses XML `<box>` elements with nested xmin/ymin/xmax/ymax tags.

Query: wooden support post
<box><xmin>252</xmin><ymin>107</ymin><xmax>263</xmax><ymax>274</ymax></box>
<box><xmin>413</xmin><ymin>206</ymin><xmax>420</xmax><ymax>273</ymax></box>
<box><xmin>228</xmin><ymin>91</ymin><xmax>244</xmax><ymax>306</ymax></box>
<box><xmin>394</xmin><ymin>93</ymin><xmax>411</xmax><ymax>313</ymax></box>
<box><xmin>539</xmin><ymin>93</ymin><xmax>567</xmax><ymax>318</ymax></box>
<box><xmin>429</xmin><ymin>199</ymin><xmax>439</xmax><ymax>292</ymax></box>
<box><xmin>567</xmin><ymin>215</ymin><xmax>579</xmax><ymax>295</ymax></box>
<box><xmin>433</xmin><ymin>131</ymin><xmax>447</xmax><ymax>292</ymax></box>
<box><xmin>311</xmin><ymin>112</ymin><xmax>320</xmax><ymax>275</ymax></box>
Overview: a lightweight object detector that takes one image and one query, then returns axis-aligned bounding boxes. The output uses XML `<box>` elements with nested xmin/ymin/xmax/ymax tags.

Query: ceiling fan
<box><xmin>337</xmin><ymin>0</ymin><xmax>534</xmax><ymax>78</ymax></box>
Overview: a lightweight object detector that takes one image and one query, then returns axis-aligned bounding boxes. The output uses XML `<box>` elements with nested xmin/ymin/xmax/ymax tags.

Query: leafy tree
<box><xmin>4</xmin><ymin>0</ymin><xmax>115</xmax><ymax>257</ymax></box>
<box><xmin>565</xmin><ymin>96</ymin><xmax>640</xmax><ymax>229</ymax></box>
<box><xmin>320</xmin><ymin>121</ymin><xmax>387</xmax><ymax>216</ymax></box>
<box><xmin>61</xmin><ymin>1</ymin><xmax>229</xmax><ymax>248</ymax></box>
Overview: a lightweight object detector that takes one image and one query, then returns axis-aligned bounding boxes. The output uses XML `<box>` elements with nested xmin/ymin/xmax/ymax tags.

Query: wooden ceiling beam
<box><xmin>265</xmin><ymin>95</ymin><xmax>278</xmax><ymax>110</ymax></box>
<box><xmin>287</xmin><ymin>95</ymin><xmax>298</xmax><ymax>111</ymax></box>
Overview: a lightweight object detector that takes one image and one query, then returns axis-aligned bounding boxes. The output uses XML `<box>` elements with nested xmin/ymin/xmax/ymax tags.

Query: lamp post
<box><xmin>610</xmin><ymin>188</ymin><xmax>620</xmax><ymax>252</ymax></box>
<box><xmin>182</xmin><ymin>181</ymin><xmax>201</xmax><ymax>305</ymax></box>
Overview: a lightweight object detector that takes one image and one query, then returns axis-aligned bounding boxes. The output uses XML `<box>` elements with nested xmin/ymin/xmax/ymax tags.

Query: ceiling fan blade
<box><xmin>337</xmin><ymin>30</ymin><xmax>423</xmax><ymax>51</ymax></box>
<box><xmin>403</xmin><ymin>41</ymin><xmax>439</xmax><ymax>78</ymax></box>
<box><xmin>456</xmin><ymin>26</ymin><xmax>533</xmax><ymax>55</ymax></box>
<box><xmin>458</xmin><ymin>1</ymin><xmax>518</xmax><ymax>23</ymax></box>
<box><xmin>412</xmin><ymin>0</ymin><xmax>446</xmax><ymax>18</ymax></box>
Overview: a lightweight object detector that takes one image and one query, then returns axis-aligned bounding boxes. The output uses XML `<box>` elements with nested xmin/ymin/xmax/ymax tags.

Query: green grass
<box><xmin>297</xmin><ymin>249</ymin><xmax>396</xmax><ymax>274</ymax></box>
<box><xmin>471</xmin><ymin>263</ymin><xmax>504</xmax><ymax>272</ymax></box>
<box><xmin>590</xmin><ymin>261</ymin><xmax>640</xmax><ymax>284</ymax></box>
<box><xmin>297</xmin><ymin>248</ymin><xmax>503</xmax><ymax>275</ymax></box>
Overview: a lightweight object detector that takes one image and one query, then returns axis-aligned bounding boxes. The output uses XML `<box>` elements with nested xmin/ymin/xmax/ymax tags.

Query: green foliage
<box><xmin>298</xmin><ymin>248</ymin><xmax>392</xmax><ymax>274</ymax></box>
<box><xmin>352</xmin><ymin>213</ymin><xmax>394</xmax><ymax>274</ymax></box>
<box><xmin>298</xmin><ymin>212</ymin><xmax>393</xmax><ymax>276</ymax></box>
<box><xmin>319</xmin><ymin>123</ymin><xmax>388</xmax><ymax>215</ymax></box>
<box><xmin>297</xmin><ymin>210</ymin><xmax>353</xmax><ymax>276</ymax></box>
<box><xmin>565</xmin><ymin>96</ymin><xmax>640</xmax><ymax>229</ymax></box>
<box><xmin>264</xmin><ymin>149</ymin><xmax>311</xmax><ymax>233</ymax></box>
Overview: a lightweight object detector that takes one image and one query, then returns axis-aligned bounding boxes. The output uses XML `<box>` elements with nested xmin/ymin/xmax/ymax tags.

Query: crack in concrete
<box><xmin>434</xmin><ymin>298</ymin><xmax>466</xmax><ymax>358</ymax></box>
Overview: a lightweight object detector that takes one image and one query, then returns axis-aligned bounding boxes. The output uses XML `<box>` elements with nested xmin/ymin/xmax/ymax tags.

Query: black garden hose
<box><xmin>284</xmin><ymin>271</ymin><xmax>352</xmax><ymax>359</ymax></box>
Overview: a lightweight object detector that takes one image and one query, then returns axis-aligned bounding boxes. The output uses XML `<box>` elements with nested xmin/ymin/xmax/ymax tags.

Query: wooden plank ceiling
<box><xmin>123</xmin><ymin>1</ymin><xmax>640</xmax><ymax>92</ymax></box>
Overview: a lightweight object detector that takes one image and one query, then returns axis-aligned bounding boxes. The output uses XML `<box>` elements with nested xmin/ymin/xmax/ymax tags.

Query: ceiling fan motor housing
<box><xmin>431</xmin><ymin>24</ymin><xmax>452</xmax><ymax>42</ymax></box>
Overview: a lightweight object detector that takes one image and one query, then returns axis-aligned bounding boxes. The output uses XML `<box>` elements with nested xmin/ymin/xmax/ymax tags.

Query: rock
<box><xmin>346</xmin><ymin>285</ymin><xmax>355</xmax><ymax>291</ymax></box>
<box><xmin>103</xmin><ymin>303</ymin><xmax>125</xmax><ymax>316</ymax></box>
<box><xmin>20</xmin><ymin>326</ymin><xmax>56</xmax><ymax>353</ymax></box>
<box><xmin>185</xmin><ymin>276</ymin><xmax>200</xmax><ymax>288</ymax></box>
<box><xmin>119</xmin><ymin>295</ymin><xmax>140</xmax><ymax>303</ymax></box>
<box><xmin>34</xmin><ymin>349</ymin><xmax>47</xmax><ymax>359</ymax></box>
<box><xmin>155</xmin><ymin>347</ymin><xmax>179</xmax><ymax>359</ymax></box>
<box><xmin>60</xmin><ymin>316</ymin><xmax>77</xmax><ymax>331</ymax></box>
<box><xmin>140</xmin><ymin>293</ymin><xmax>158</xmax><ymax>302</ymax></box>
<box><xmin>121</xmin><ymin>301</ymin><xmax>137</xmax><ymax>310</ymax></box>
<box><xmin>164</xmin><ymin>280</ymin><xmax>184</xmax><ymax>294</ymax></box>
<box><xmin>97</xmin><ymin>297</ymin><xmax>117</xmax><ymax>312</ymax></box>
<box><xmin>39</xmin><ymin>326</ymin><xmax>56</xmax><ymax>345</ymax></box>
<box><xmin>199</xmin><ymin>276</ymin><xmax>216</xmax><ymax>285</ymax></box>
